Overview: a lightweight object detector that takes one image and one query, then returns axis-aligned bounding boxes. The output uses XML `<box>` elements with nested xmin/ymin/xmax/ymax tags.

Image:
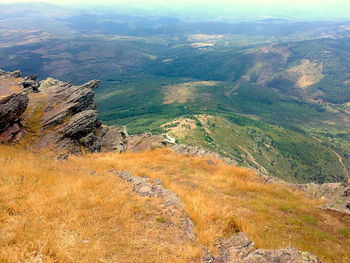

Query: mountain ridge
<box><xmin>1</xmin><ymin>69</ymin><xmax>350</xmax><ymax>262</ymax></box>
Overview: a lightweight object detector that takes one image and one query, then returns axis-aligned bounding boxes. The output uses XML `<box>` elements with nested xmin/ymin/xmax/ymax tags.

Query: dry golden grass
<box><xmin>0</xmin><ymin>146</ymin><xmax>201</xmax><ymax>263</ymax></box>
<box><xmin>1</xmin><ymin>146</ymin><xmax>350</xmax><ymax>262</ymax></box>
<box><xmin>287</xmin><ymin>59</ymin><xmax>324</xmax><ymax>88</ymax></box>
<box><xmin>163</xmin><ymin>81</ymin><xmax>219</xmax><ymax>104</ymax></box>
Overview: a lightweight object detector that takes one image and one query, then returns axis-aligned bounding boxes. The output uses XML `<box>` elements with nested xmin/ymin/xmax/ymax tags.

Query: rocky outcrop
<box><xmin>0</xmin><ymin>70</ymin><xmax>128</xmax><ymax>153</ymax></box>
<box><xmin>60</xmin><ymin>109</ymin><xmax>101</xmax><ymax>139</ymax></box>
<box><xmin>36</xmin><ymin>77</ymin><xmax>130</xmax><ymax>153</ymax></box>
<box><xmin>39</xmin><ymin>78</ymin><xmax>100</xmax><ymax>128</ymax></box>
<box><xmin>0</xmin><ymin>93</ymin><xmax>29</xmax><ymax>143</ymax></box>
<box><xmin>203</xmin><ymin>232</ymin><xmax>322</xmax><ymax>263</ymax></box>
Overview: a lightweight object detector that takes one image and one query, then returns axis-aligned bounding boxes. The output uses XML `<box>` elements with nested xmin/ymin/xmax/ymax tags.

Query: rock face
<box><xmin>39</xmin><ymin>78</ymin><xmax>100</xmax><ymax>129</ymax></box>
<box><xmin>203</xmin><ymin>232</ymin><xmax>322</xmax><ymax>263</ymax></box>
<box><xmin>0</xmin><ymin>93</ymin><xmax>29</xmax><ymax>143</ymax></box>
<box><xmin>0</xmin><ymin>93</ymin><xmax>28</xmax><ymax>130</ymax></box>
<box><xmin>36</xmin><ymin>77</ymin><xmax>130</xmax><ymax>153</ymax></box>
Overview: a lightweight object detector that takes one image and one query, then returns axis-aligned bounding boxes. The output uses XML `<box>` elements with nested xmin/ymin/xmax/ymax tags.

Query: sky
<box><xmin>1</xmin><ymin>0</ymin><xmax>349</xmax><ymax>5</ymax></box>
<box><xmin>2</xmin><ymin>0</ymin><xmax>350</xmax><ymax>21</ymax></box>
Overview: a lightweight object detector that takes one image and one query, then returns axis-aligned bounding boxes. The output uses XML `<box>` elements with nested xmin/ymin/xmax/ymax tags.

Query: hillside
<box><xmin>1</xmin><ymin>7</ymin><xmax>350</xmax><ymax>183</ymax></box>
<box><xmin>0</xmin><ymin>69</ymin><xmax>350</xmax><ymax>262</ymax></box>
<box><xmin>1</xmin><ymin>146</ymin><xmax>350</xmax><ymax>263</ymax></box>
<box><xmin>1</xmin><ymin>3</ymin><xmax>350</xmax><ymax>262</ymax></box>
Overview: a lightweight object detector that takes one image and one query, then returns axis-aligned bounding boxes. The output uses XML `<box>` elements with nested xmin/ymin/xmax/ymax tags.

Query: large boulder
<box><xmin>0</xmin><ymin>72</ymin><xmax>118</xmax><ymax>153</ymax></box>
<box><xmin>31</xmin><ymin>77</ymin><xmax>132</xmax><ymax>153</ymax></box>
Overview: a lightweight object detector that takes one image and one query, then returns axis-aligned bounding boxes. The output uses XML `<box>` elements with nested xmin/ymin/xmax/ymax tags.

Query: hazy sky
<box><xmin>2</xmin><ymin>0</ymin><xmax>350</xmax><ymax>4</ymax></box>
<box><xmin>2</xmin><ymin>0</ymin><xmax>350</xmax><ymax>20</ymax></box>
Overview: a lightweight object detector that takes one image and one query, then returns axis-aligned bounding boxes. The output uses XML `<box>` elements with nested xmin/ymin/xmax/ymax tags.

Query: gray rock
<box><xmin>40</xmin><ymin>79</ymin><xmax>100</xmax><ymax>128</ymax></box>
<box><xmin>80</xmin><ymin>133</ymin><xmax>102</xmax><ymax>153</ymax></box>
<box><xmin>60</xmin><ymin>109</ymin><xmax>101</xmax><ymax>139</ymax></box>
<box><xmin>26</xmin><ymin>77</ymin><xmax>107</xmax><ymax>153</ymax></box>
<box><xmin>101</xmin><ymin>125</ymin><xmax>128</xmax><ymax>152</ymax></box>
<box><xmin>21</xmin><ymin>75</ymin><xmax>40</xmax><ymax>92</ymax></box>
<box><xmin>241</xmin><ymin>247</ymin><xmax>322</xmax><ymax>263</ymax></box>
<box><xmin>203</xmin><ymin>232</ymin><xmax>322</xmax><ymax>263</ymax></box>
<box><xmin>0</xmin><ymin>70</ymin><xmax>21</xmax><ymax>78</ymax></box>
<box><xmin>0</xmin><ymin>93</ymin><xmax>28</xmax><ymax>131</ymax></box>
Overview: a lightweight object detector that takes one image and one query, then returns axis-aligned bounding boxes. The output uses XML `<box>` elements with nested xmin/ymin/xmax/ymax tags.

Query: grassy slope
<box><xmin>163</xmin><ymin>114</ymin><xmax>347</xmax><ymax>183</ymax></box>
<box><xmin>95</xmin><ymin>73</ymin><xmax>348</xmax><ymax>183</ymax></box>
<box><xmin>0</xmin><ymin>145</ymin><xmax>349</xmax><ymax>262</ymax></box>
